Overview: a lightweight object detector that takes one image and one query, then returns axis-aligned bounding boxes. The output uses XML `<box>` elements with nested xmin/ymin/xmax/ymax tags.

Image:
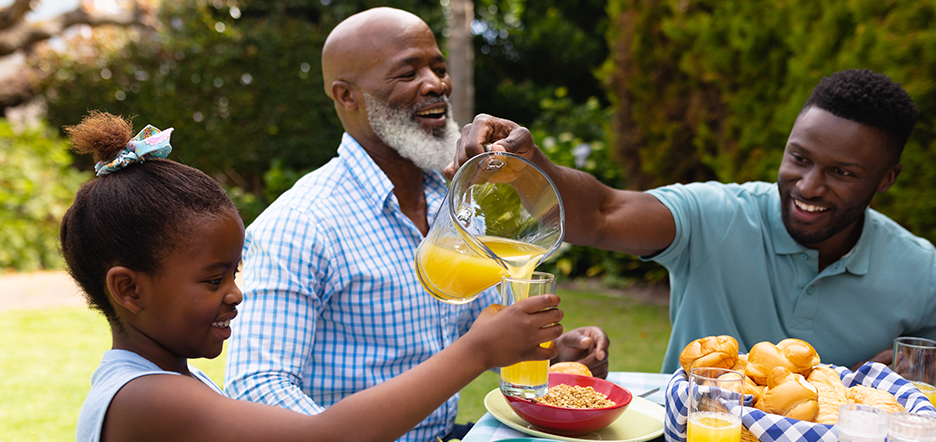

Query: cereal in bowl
<box><xmin>534</xmin><ymin>384</ymin><xmax>616</xmax><ymax>409</ymax></box>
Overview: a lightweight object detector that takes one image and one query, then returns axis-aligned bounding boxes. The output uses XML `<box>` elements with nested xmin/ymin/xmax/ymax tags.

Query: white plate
<box><xmin>483</xmin><ymin>389</ymin><xmax>665</xmax><ymax>442</ymax></box>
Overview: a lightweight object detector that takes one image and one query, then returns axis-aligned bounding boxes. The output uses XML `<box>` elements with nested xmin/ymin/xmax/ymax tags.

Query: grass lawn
<box><xmin>0</xmin><ymin>287</ymin><xmax>669</xmax><ymax>441</ymax></box>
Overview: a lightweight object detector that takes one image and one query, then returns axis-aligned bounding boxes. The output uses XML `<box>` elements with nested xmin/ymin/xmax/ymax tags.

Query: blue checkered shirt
<box><xmin>224</xmin><ymin>133</ymin><xmax>497</xmax><ymax>442</ymax></box>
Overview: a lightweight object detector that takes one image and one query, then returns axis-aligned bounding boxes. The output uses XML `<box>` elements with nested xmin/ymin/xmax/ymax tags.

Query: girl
<box><xmin>63</xmin><ymin>111</ymin><xmax>564</xmax><ymax>442</ymax></box>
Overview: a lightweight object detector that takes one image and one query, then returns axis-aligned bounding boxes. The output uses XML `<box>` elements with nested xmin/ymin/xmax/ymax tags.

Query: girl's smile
<box><xmin>120</xmin><ymin>209</ymin><xmax>245</xmax><ymax>372</ymax></box>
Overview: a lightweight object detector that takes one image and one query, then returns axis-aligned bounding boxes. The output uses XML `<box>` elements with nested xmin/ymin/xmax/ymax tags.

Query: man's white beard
<box><xmin>364</xmin><ymin>93</ymin><xmax>459</xmax><ymax>173</ymax></box>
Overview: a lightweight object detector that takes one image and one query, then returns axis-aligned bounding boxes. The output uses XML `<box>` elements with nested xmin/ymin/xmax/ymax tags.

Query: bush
<box><xmin>606</xmin><ymin>0</ymin><xmax>936</xmax><ymax>243</ymax></box>
<box><xmin>0</xmin><ymin>120</ymin><xmax>90</xmax><ymax>271</ymax></box>
<box><xmin>36</xmin><ymin>0</ymin><xmax>447</xmax><ymax>225</ymax></box>
<box><xmin>529</xmin><ymin>89</ymin><xmax>667</xmax><ymax>288</ymax></box>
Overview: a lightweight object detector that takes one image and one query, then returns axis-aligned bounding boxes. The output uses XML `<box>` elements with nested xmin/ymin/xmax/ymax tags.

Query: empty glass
<box><xmin>888</xmin><ymin>412</ymin><xmax>936</xmax><ymax>442</ymax></box>
<box><xmin>837</xmin><ymin>403</ymin><xmax>888</xmax><ymax>442</ymax></box>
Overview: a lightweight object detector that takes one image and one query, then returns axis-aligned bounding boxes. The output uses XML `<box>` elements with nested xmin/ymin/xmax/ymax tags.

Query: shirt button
<box><xmin>806</xmin><ymin>286</ymin><xmax>815</xmax><ymax>295</ymax></box>
<box><xmin>800</xmin><ymin>253</ymin><xmax>808</xmax><ymax>260</ymax></box>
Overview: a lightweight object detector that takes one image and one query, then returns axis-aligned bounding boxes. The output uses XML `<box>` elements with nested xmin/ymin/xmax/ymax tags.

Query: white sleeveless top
<box><xmin>76</xmin><ymin>349</ymin><xmax>223</xmax><ymax>442</ymax></box>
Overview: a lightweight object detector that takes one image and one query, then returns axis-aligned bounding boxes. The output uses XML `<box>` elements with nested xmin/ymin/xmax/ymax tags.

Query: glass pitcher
<box><xmin>415</xmin><ymin>151</ymin><xmax>565</xmax><ymax>304</ymax></box>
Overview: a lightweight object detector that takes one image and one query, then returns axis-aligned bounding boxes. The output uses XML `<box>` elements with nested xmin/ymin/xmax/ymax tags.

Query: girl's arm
<box><xmin>102</xmin><ymin>295</ymin><xmax>563</xmax><ymax>442</ymax></box>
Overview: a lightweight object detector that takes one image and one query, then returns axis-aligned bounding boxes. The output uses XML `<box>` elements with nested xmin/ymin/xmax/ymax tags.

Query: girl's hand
<box><xmin>464</xmin><ymin>294</ymin><xmax>563</xmax><ymax>369</ymax></box>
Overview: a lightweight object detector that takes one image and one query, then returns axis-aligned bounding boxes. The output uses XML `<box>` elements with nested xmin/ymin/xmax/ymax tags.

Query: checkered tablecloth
<box><xmin>461</xmin><ymin>372</ymin><xmax>670</xmax><ymax>442</ymax></box>
<box><xmin>664</xmin><ymin>362</ymin><xmax>936</xmax><ymax>442</ymax></box>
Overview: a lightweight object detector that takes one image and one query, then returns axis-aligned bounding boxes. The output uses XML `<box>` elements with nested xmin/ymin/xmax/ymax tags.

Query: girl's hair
<box><xmin>60</xmin><ymin>111</ymin><xmax>237</xmax><ymax>324</ymax></box>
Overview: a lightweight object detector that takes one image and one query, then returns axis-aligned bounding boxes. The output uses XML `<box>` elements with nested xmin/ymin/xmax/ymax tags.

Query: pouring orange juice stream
<box><xmin>416</xmin><ymin>234</ymin><xmax>551</xmax><ymax>389</ymax></box>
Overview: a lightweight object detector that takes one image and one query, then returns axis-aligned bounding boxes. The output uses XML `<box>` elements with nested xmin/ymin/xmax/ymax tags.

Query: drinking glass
<box><xmin>837</xmin><ymin>403</ymin><xmax>888</xmax><ymax>442</ymax></box>
<box><xmin>687</xmin><ymin>367</ymin><xmax>744</xmax><ymax>442</ymax></box>
<box><xmin>415</xmin><ymin>152</ymin><xmax>564</xmax><ymax>304</ymax></box>
<box><xmin>893</xmin><ymin>337</ymin><xmax>936</xmax><ymax>404</ymax></box>
<box><xmin>888</xmin><ymin>412</ymin><xmax>936</xmax><ymax>442</ymax></box>
<box><xmin>499</xmin><ymin>272</ymin><xmax>556</xmax><ymax>398</ymax></box>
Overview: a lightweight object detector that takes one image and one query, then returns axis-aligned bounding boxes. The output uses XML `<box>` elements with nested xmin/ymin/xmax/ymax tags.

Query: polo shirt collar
<box><xmin>768</xmin><ymin>185</ymin><xmax>805</xmax><ymax>255</ymax></box>
<box><xmin>767</xmin><ymin>183</ymin><xmax>871</xmax><ymax>275</ymax></box>
<box><xmin>842</xmin><ymin>210</ymin><xmax>873</xmax><ymax>275</ymax></box>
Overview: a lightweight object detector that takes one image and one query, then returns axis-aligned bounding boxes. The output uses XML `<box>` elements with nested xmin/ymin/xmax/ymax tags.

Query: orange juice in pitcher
<box><xmin>415</xmin><ymin>236</ymin><xmax>546</xmax><ymax>303</ymax></box>
<box><xmin>414</xmin><ymin>151</ymin><xmax>563</xmax><ymax>305</ymax></box>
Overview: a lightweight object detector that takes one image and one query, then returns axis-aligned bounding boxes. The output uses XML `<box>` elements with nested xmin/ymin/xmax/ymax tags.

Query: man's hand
<box><xmin>444</xmin><ymin>114</ymin><xmax>538</xmax><ymax>180</ymax></box>
<box><xmin>552</xmin><ymin>326</ymin><xmax>610</xmax><ymax>379</ymax></box>
<box><xmin>850</xmin><ymin>349</ymin><xmax>893</xmax><ymax>372</ymax></box>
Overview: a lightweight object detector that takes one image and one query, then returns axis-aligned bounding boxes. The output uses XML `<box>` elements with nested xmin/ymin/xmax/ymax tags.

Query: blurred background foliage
<box><xmin>606</xmin><ymin>0</ymin><xmax>936</xmax><ymax>241</ymax></box>
<box><xmin>4</xmin><ymin>0</ymin><xmax>936</xmax><ymax>288</ymax></box>
<box><xmin>0</xmin><ymin>119</ymin><xmax>90</xmax><ymax>271</ymax></box>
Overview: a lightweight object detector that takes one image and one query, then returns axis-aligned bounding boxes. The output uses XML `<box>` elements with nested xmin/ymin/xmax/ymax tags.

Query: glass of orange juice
<box><xmin>893</xmin><ymin>337</ymin><xmax>936</xmax><ymax>404</ymax></box>
<box><xmin>499</xmin><ymin>272</ymin><xmax>556</xmax><ymax>398</ymax></box>
<box><xmin>687</xmin><ymin>367</ymin><xmax>744</xmax><ymax>442</ymax></box>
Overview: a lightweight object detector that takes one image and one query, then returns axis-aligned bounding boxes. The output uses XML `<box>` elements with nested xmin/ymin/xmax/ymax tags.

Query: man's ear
<box><xmin>877</xmin><ymin>163</ymin><xmax>903</xmax><ymax>193</ymax></box>
<box><xmin>106</xmin><ymin>266</ymin><xmax>144</xmax><ymax>314</ymax></box>
<box><xmin>330</xmin><ymin>81</ymin><xmax>359</xmax><ymax>110</ymax></box>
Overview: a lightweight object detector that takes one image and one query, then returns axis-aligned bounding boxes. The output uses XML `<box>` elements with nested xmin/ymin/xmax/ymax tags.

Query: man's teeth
<box><xmin>212</xmin><ymin>319</ymin><xmax>231</xmax><ymax>328</ymax></box>
<box><xmin>415</xmin><ymin>108</ymin><xmax>443</xmax><ymax>117</ymax></box>
<box><xmin>795</xmin><ymin>200</ymin><xmax>827</xmax><ymax>213</ymax></box>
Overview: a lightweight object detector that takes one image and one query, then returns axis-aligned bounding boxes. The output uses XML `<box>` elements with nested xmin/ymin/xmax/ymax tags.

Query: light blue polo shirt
<box><xmin>646</xmin><ymin>181</ymin><xmax>936</xmax><ymax>374</ymax></box>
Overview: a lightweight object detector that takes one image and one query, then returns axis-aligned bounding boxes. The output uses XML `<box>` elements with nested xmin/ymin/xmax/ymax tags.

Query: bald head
<box><xmin>319</xmin><ymin>7</ymin><xmax>456</xmax><ymax>173</ymax></box>
<box><xmin>322</xmin><ymin>7</ymin><xmax>433</xmax><ymax>99</ymax></box>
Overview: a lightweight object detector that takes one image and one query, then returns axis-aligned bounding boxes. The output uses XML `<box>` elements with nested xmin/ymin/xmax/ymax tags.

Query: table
<box><xmin>461</xmin><ymin>371</ymin><xmax>670</xmax><ymax>442</ymax></box>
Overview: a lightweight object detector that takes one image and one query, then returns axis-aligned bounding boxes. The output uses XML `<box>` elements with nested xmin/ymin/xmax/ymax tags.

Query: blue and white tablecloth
<box><xmin>664</xmin><ymin>362</ymin><xmax>936</xmax><ymax>442</ymax></box>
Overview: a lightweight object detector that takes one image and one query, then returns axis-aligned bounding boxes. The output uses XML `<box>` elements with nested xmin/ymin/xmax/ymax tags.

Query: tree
<box><xmin>471</xmin><ymin>0</ymin><xmax>610</xmax><ymax>124</ymax></box>
<box><xmin>36</xmin><ymin>0</ymin><xmax>447</xmax><ymax>221</ymax></box>
<box><xmin>0</xmin><ymin>0</ymin><xmax>150</xmax><ymax>114</ymax></box>
<box><xmin>445</xmin><ymin>0</ymin><xmax>474</xmax><ymax>126</ymax></box>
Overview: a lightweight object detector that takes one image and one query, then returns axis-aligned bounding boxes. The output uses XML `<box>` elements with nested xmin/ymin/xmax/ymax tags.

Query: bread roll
<box><xmin>847</xmin><ymin>385</ymin><xmax>906</xmax><ymax>413</ymax></box>
<box><xmin>806</xmin><ymin>365</ymin><xmax>847</xmax><ymax>424</ymax></box>
<box><xmin>679</xmin><ymin>335</ymin><xmax>739</xmax><ymax>372</ymax></box>
<box><xmin>777</xmin><ymin>339</ymin><xmax>821</xmax><ymax>377</ymax></box>
<box><xmin>755</xmin><ymin>366</ymin><xmax>820</xmax><ymax>422</ymax></box>
<box><xmin>745</xmin><ymin>339</ymin><xmax>820</xmax><ymax>385</ymax></box>
<box><xmin>745</xmin><ymin>342</ymin><xmax>788</xmax><ymax>385</ymax></box>
<box><xmin>549</xmin><ymin>361</ymin><xmax>592</xmax><ymax>377</ymax></box>
<box><xmin>732</xmin><ymin>353</ymin><xmax>748</xmax><ymax>372</ymax></box>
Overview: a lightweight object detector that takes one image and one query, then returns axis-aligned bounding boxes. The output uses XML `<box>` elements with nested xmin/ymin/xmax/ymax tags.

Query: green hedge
<box><xmin>0</xmin><ymin>120</ymin><xmax>90</xmax><ymax>271</ymax></box>
<box><xmin>36</xmin><ymin>0</ymin><xmax>446</xmax><ymax>213</ymax></box>
<box><xmin>606</xmin><ymin>0</ymin><xmax>936</xmax><ymax>242</ymax></box>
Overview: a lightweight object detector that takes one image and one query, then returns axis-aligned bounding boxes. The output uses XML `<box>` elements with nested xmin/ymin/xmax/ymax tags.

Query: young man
<box><xmin>225</xmin><ymin>8</ymin><xmax>610</xmax><ymax>441</ymax></box>
<box><xmin>448</xmin><ymin>69</ymin><xmax>935</xmax><ymax>373</ymax></box>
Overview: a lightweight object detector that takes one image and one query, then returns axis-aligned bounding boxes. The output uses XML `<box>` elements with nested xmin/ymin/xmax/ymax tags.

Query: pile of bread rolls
<box><xmin>679</xmin><ymin>335</ymin><xmax>905</xmax><ymax>424</ymax></box>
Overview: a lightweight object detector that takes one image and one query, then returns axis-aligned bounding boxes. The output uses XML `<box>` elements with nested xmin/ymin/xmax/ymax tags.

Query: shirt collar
<box><xmin>337</xmin><ymin>133</ymin><xmax>449</xmax><ymax>219</ymax></box>
<box><xmin>768</xmin><ymin>183</ymin><xmax>871</xmax><ymax>275</ymax></box>
<box><xmin>768</xmin><ymin>184</ymin><xmax>805</xmax><ymax>254</ymax></box>
<box><xmin>843</xmin><ymin>210</ymin><xmax>873</xmax><ymax>275</ymax></box>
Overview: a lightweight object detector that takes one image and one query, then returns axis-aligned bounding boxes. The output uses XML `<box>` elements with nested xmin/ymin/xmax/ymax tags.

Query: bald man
<box><xmin>225</xmin><ymin>8</ymin><xmax>609</xmax><ymax>442</ymax></box>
